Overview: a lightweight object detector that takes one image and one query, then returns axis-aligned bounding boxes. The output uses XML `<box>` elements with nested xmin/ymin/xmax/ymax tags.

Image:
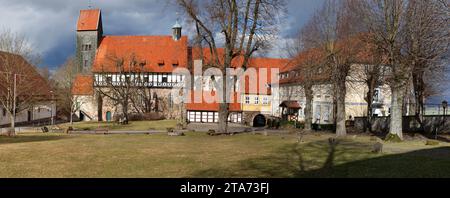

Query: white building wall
<box><xmin>0</xmin><ymin>102</ymin><xmax>56</xmax><ymax>126</ymax></box>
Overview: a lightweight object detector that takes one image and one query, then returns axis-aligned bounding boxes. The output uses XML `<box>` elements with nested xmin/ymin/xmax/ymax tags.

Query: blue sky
<box><xmin>0</xmin><ymin>0</ymin><xmax>447</xmax><ymax>101</ymax></box>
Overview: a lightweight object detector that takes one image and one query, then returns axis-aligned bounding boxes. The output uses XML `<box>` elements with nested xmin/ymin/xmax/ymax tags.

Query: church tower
<box><xmin>76</xmin><ymin>9</ymin><xmax>103</xmax><ymax>73</ymax></box>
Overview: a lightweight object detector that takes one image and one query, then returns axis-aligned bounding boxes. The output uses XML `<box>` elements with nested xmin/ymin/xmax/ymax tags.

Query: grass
<box><xmin>0</xmin><ymin>128</ymin><xmax>449</xmax><ymax>178</ymax></box>
<box><xmin>56</xmin><ymin>120</ymin><xmax>178</xmax><ymax>131</ymax></box>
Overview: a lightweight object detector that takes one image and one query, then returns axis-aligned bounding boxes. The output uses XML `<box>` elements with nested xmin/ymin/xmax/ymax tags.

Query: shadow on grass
<box><xmin>0</xmin><ymin>135</ymin><xmax>69</xmax><ymax>145</ymax></box>
<box><xmin>191</xmin><ymin>139</ymin><xmax>450</xmax><ymax>178</ymax></box>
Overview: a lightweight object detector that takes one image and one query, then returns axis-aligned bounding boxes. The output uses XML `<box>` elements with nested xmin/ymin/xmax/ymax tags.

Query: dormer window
<box><xmin>158</xmin><ymin>60</ymin><xmax>165</xmax><ymax>67</ymax></box>
<box><xmin>139</xmin><ymin>60</ymin><xmax>147</xmax><ymax>67</ymax></box>
<box><xmin>172</xmin><ymin>60</ymin><xmax>179</xmax><ymax>67</ymax></box>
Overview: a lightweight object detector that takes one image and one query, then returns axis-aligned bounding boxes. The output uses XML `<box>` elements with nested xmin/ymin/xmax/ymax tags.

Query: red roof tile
<box><xmin>77</xmin><ymin>9</ymin><xmax>101</xmax><ymax>31</ymax></box>
<box><xmin>0</xmin><ymin>51</ymin><xmax>52</xmax><ymax>99</ymax></box>
<box><xmin>185</xmin><ymin>91</ymin><xmax>242</xmax><ymax>112</ymax></box>
<box><xmin>92</xmin><ymin>36</ymin><xmax>188</xmax><ymax>73</ymax></box>
<box><xmin>72</xmin><ymin>75</ymin><xmax>94</xmax><ymax>95</ymax></box>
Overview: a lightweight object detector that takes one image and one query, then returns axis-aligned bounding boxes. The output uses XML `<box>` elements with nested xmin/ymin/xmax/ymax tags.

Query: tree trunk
<box><xmin>304</xmin><ymin>85</ymin><xmax>313</xmax><ymax>131</ymax></box>
<box><xmin>8</xmin><ymin>112</ymin><xmax>16</xmax><ymax>136</ymax></box>
<box><xmin>97</xmin><ymin>94</ymin><xmax>103</xmax><ymax>121</ymax></box>
<box><xmin>389</xmin><ymin>86</ymin><xmax>404</xmax><ymax>139</ymax></box>
<box><xmin>122</xmin><ymin>102</ymin><xmax>129</xmax><ymax>124</ymax></box>
<box><xmin>412</xmin><ymin>72</ymin><xmax>425</xmax><ymax>131</ymax></box>
<box><xmin>70</xmin><ymin>109</ymin><xmax>73</xmax><ymax>125</ymax></box>
<box><xmin>218</xmin><ymin>103</ymin><xmax>229</xmax><ymax>133</ymax></box>
<box><xmin>366</xmin><ymin>81</ymin><xmax>375</xmax><ymax>133</ymax></box>
<box><xmin>335</xmin><ymin>80</ymin><xmax>347</xmax><ymax>136</ymax></box>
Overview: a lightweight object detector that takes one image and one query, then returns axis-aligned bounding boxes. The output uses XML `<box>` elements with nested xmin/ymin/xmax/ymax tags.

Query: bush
<box><xmin>267</xmin><ymin>119</ymin><xmax>273</xmax><ymax>128</ymax></box>
<box><xmin>128</xmin><ymin>112</ymin><xmax>166</xmax><ymax>121</ymax></box>
<box><xmin>280</xmin><ymin>120</ymin><xmax>306</xmax><ymax>129</ymax></box>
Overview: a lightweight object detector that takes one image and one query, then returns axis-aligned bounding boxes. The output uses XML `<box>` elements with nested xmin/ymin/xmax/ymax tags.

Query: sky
<box><xmin>0</xmin><ymin>0</ymin><xmax>324</xmax><ymax>68</ymax></box>
<box><xmin>0</xmin><ymin>0</ymin><xmax>448</xmax><ymax>101</ymax></box>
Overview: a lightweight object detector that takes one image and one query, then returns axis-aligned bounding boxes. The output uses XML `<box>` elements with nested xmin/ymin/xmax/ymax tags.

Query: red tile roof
<box><xmin>0</xmin><ymin>51</ymin><xmax>52</xmax><ymax>99</ymax></box>
<box><xmin>92</xmin><ymin>36</ymin><xmax>188</xmax><ymax>73</ymax></box>
<box><xmin>185</xmin><ymin>91</ymin><xmax>242</xmax><ymax>112</ymax></box>
<box><xmin>72</xmin><ymin>75</ymin><xmax>94</xmax><ymax>95</ymax></box>
<box><xmin>77</xmin><ymin>9</ymin><xmax>101</xmax><ymax>31</ymax></box>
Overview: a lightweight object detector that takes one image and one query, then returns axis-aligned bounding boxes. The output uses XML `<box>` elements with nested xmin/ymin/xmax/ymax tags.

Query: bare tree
<box><xmin>53</xmin><ymin>56</ymin><xmax>81</xmax><ymax>125</ymax></box>
<box><xmin>177</xmin><ymin>0</ymin><xmax>286</xmax><ymax>133</ymax></box>
<box><xmin>95</xmin><ymin>53</ymin><xmax>154</xmax><ymax>123</ymax></box>
<box><xmin>287</xmin><ymin>27</ymin><xmax>327</xmax><ymax>131</ymax></box>
<box><xmin>0</xmin><ymin>30</ymin><xmax>49</xmax><ymax>136</ymax></box>
<box><xmin>299</xmin><ymin>0</ymin><xmax>364</xmax><ymax>136</ymax></box>
<box><xmin>403</xmin><ymin>0</ymin><xmax>449</xmax><ymax>129</ymax></box>
<box><xmin>358</xmin><ymin>0</ymin><xmax>410</xmax><ymax>140</ymax></box>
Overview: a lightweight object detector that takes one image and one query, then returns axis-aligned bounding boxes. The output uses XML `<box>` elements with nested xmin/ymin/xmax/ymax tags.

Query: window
<box><xmin>2</xmin><ymin>108</ymin><xmax>5</xmax><ymax>116</ymax></box>
<box><xmin>254</xmin><ymin>96</ymin><xmax>259</xmax><ymax>105</ymax></box>
<box><xmin>84</xmin><ymin>60</ymin><xmax>89</xmax><ymax>68</ymax></box>
<box><xmin>262</xmin><ymin>97</ymin><xmax>269</xmax><ymax>105</ymax></box>
<box><xmin>143</xmin><ymin>75</ymin><xmax>149</xmax><ymax>83</ymax></box>
<box><xmin>106</xmin><ymin>76</ymin><xmax>112</xmax><ymax>84</ymax></box>
<box><xmin>245</xmin><ymin>96</ymin><xmax>250</xmax><ymax>104</ymax></box>
<box><xmin>81</xmin><ymin>44</ymin><xmax>92</xmax><ymax>51</ymax></box>
<box><xmin>162</xmin><ymin>74</ymin><xmax>168</xmax><ymax>83</ymax></box>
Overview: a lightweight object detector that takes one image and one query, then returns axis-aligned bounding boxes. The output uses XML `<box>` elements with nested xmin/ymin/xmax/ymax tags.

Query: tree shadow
<box><xmin>190</xmin><ymin>139</ymin><xmax>450</xmax><ymax>178</ymax></box>
<box><xmin>0</xmin><ymin>135</ymin><xmax>69</xmax><ymax>145</ymax></box>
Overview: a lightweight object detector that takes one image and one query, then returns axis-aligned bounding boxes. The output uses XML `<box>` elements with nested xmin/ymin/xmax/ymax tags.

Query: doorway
<box><xmin>253</xmin><ymin>114</ymin><xmax>266</xmax><ymax>127</ymax></box>
<box><xmin>106</xmin><ymin>111</ymin><xmax>112</xmax><ymax>122</ymax></box>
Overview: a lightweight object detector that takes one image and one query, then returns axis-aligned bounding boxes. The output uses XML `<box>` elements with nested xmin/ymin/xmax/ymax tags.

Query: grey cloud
<box><xmin>0</xmin><ymin>0</ymin><xmax>320</xmax><ymax>68</ymax></box>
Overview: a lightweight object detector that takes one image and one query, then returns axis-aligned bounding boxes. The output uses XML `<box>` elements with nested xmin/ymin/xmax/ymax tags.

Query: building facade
<box><xmin>276</xmin><ymin>58</ymin><xmax>392</xmax><ymax>124</ymax></box>
<box><xmin>72</xmin><ymin>8</ymin><xmax>288</xmax><ymax>125</ymax></box>
<box><xmin>0</xmin><ymin>52</ymin><xmax>55</xmax><ymax>127</ymax></box>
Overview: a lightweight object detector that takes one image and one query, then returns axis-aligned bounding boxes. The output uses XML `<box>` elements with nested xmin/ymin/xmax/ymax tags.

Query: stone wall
<box><xmin>76</xmin><ymin>31</ymin><xmax>99</xmax><ymax>73</ymax></box>
<box><xmin>354</xmin><ymin>115</ymin><xmax>450</xmax><ymax>133</ymax></box>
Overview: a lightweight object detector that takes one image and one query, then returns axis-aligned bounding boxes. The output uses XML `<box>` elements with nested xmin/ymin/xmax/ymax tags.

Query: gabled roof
<box><xmin>72</xmin><ymin>75</ymin><xmax>94</xmax><ymax>95</ymax></box>
<box><xmin>0</xmin><ymin>51</ymin><xmax>53</xmax><ymax>99</ymax></box>
<box><xmin>280</xmin><ymin>101</ymin><xmax>302</xmax><ymax>109</ymax></box>
<box><xmin>77</xmin><ymin>9</ymin><xmax>101</xmax><ymax>31</ymax></box>
<box><xmin>92</xmin><ymin>35</ymin><xmax>189</xmax><ymax>73</ymax></box>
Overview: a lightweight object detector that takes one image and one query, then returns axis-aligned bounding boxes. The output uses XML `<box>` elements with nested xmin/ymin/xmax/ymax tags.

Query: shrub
<box><xmin>267</xmin><ymin>119</ymin><xmax>273</xmax><ymax>128</ymax></box>
<box><xmin>128</xmin><ymin>112</ymin><xmax>166</xmax><ymax>121</ymax></box>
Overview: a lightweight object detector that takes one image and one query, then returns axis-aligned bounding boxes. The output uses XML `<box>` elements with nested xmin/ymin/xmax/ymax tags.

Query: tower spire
<box><xmin>88</xmin><ymin>0</ymin><xmax>93</xmax><ymax>9</ymax></box>
<box><xmin>172</xmin><ymin>13</ymin><xmax>182</xmax><ymax>41</ymax></box>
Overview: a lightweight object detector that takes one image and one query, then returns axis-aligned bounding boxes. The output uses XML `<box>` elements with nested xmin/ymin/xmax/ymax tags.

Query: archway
<box><xmin>253</xmin><ymin>114</ymin><xmax>266</xmax><ymax>127</ymax></box>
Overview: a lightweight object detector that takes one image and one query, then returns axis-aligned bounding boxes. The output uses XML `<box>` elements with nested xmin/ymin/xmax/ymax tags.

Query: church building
<box><xmin>72</xmin><ymin>8</ymin><xmax>287</xmax><ymax>125</ymax></box>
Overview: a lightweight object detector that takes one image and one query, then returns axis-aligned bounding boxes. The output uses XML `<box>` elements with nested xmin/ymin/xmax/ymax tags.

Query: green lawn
<box><xmin>57</xmin><ymin>120</ymin><xmax>178</xmax><ymax>131</ymax></box>
<box><xmin>0</xmin><ymin>127</ymin><xmax>449</xmax><ymax>178</ymax></box>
